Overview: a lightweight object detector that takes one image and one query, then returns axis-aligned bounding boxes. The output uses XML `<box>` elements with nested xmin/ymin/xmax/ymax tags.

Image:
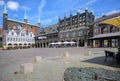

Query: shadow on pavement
<box><xmin>82</xmin><ymin>56</ymin><xmax>120</xmax><ymax>68</ymax></box>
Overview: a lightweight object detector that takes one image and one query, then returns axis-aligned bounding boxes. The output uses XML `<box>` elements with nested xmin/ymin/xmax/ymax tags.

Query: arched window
<box><xmin>18</xmin><ymin>24</ymin><xmax>22</xmax><ymax>29</ymax></box>
<box><xmin>30</xmin><ymin>27</ymin><xmax>32</xmax><ymax>31</ymax></box>
<box><xmin>110</xmin><ymin>26</ymin><xmax>116</xmax><ymax>33</ymax></box>
<box><xmin>102</xmin><ymin>27</ymin><xmax>108</xmax><ymax>34</ymax></box>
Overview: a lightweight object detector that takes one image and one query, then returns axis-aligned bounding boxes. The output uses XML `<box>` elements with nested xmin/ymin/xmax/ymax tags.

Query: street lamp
<box><xmin>84</xmin><ymin>26</ymin><xmax>89</xmax><ymax>47</ymax></box>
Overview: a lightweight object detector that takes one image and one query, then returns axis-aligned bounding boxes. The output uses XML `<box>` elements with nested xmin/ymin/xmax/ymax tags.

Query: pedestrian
<box><xmin>116</xmin><ymin>47</ymin><xmax>120</xmax><ymax>64</ymax></box>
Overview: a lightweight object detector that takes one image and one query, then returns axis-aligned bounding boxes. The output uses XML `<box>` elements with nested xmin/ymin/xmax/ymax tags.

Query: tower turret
<box><xmin>24</xmin><ymin>10</ymin><xmax>28</xmax><ymax>23</ymax></box>
<box><xmin>3</xmin><ymin>4</ymin><xmax>8</xmax><ymax>30</ymax></box>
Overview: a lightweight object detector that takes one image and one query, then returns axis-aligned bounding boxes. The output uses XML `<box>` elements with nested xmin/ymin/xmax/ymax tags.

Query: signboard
<box><xmin>38</xmin><ymin>36</ymin><xmax>47</xmax><ymax>39</ymax></box>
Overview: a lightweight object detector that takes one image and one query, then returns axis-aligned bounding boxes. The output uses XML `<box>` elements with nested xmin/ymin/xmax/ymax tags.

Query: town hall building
<box><xmin>1</xmin><ymin>5</ymin><xmax>40</xmax><ymax>49</ymax></box>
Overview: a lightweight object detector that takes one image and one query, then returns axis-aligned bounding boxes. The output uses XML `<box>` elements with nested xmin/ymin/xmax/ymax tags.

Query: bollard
<box><xmin>20</xmin><ymin>63</ymin><xmax>33</xmax><ymax>74</ymax></box>
<box><xmin>34</xmin><ymin>56</ymin><xmax>42</xmax><ymax>62</ymax></box>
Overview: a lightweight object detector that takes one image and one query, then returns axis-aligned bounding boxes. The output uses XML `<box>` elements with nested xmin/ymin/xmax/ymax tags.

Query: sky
<box><xmin>0</xmin><ymin>0</ymin><xmax>120</xmax><ymax>28</ymax></box>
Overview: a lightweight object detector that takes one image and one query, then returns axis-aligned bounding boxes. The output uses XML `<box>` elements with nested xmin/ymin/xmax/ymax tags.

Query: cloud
<box><xmin>106</xmin><ymin>10</ymin><xmax>120</xmax><ymax>15</ymax></box>
<box><xmin>38</xmin><ymin>0</ymin><xmax>46</xmax><ymax>18</ymax></box>
<box><xmin>87</xmin><ymin>0</ymin><xmax>97</xmax><ymax>5</ymax></box>
<box><xmin>7</xmin><ymin>1</ymin><xmax>19</xmax><ymax>11</ymax></box>
<box><xmin>0</xmin><ymin>0</ymin><xmax>5</xmax><ymax>6</ymax></box>
<box><xmin>42</xmin><ymin>19</ymin><xmax>52</xmax><ymax>25</ymax></box>
<box><xmin>0</xmin><ymin>10</ymin><xmax>3</xmax><ymax>17</ymax></box>
<box><xmin>22</xmin><ymin>6</ymin><xmax>31</xmax><ymax>11</ymax></box>
<box><xmin>13</xmin><ymin>14</ymin><xmax>18</xmax><ymax>17</ymax></box>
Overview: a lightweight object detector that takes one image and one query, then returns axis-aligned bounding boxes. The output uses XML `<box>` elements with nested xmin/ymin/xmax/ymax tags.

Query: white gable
<box><xmin>8</xmin><ymin>30</ymin><xmax>17</xmax><ymax>36</ymax></box>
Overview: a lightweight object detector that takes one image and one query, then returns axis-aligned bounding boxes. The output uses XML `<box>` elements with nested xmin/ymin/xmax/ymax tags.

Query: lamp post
<box><xmin>84</xmin><ymin>26</ymin><xmax>89</xmax><ymax>47</ymax></box>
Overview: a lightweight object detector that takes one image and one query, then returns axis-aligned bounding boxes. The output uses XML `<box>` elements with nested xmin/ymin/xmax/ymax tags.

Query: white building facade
<box><xmin>3</xmin><ymin>29</ymin><xmax>35</xmax><ymax>48</ymax></box>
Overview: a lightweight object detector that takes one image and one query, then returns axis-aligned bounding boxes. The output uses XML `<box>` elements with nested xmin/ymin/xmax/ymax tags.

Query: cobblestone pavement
<box><xmin>0</xmin><ymin>47</ymin><xmax>119</xmax><ymax>81</ymax></box>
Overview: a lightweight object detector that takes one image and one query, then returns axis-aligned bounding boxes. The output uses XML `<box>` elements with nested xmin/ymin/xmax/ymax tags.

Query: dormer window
<box><xmin>12</xmin><ymin>32</ymin><xmax>14</xmax><ymax>36</ymax></box>
<box><xmin>30</xmin><ymin>34</ymin><xmax>32</xmax><ymax>37</ymax></box>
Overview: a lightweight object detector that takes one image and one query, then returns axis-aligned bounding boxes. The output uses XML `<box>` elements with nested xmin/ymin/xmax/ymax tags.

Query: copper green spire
<box><xmin>24</xmin><ymin>10</ymin><xmax>27</xmax><ymax>19</ymax></box>
<box><xmin>4</xmin><ymin>4</ymin><xmax>7</xmax><ymax>14</ymax></box>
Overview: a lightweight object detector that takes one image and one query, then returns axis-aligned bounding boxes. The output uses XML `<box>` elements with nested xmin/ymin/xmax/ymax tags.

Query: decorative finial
<box><xmin>24</xmin><ymin>10</ymin><xmax>27</xmax><ymax>19</ymax></box>
<box><xmin>4</xmin><ymin>4</ymin><xmax>7</xmax><ymax>14</ymax></box>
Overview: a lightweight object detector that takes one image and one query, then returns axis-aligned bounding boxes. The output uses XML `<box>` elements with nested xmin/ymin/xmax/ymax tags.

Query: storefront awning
<box><xmin>100</xmin><ymin>16</ymin><xmax>120</xmax><ymax>28</ymax></box>
<box><xmin>88</xmin><ymin>32</ymin><xmax>120</xmax><ymax>39</ymax></box>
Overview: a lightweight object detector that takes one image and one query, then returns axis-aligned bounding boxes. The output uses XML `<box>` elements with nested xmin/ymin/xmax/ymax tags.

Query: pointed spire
<box><xmin>70</xmin><ymin>9</ymin><xmax>72</xmax><ymax>15</ymax></box>
<box><xmin>64</xmin><ymin>12</ymin><xmax>66</xmax><ymax>17</ymax></box>
<box><xmin>24</xmin><ymin>10</ymin><xmax>27</xmax><ymax>19</ymax></box>
<box><xmin>4</xmin><ymin>4</ymin><xmax>7</xmax><ymax>14</ymax></box>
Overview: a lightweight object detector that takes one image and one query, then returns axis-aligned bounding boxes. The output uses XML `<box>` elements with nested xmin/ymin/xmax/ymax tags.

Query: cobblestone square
<box><xmin>0</xmin><ymin>47</ymin><xmax>119</xmax><ymax>81</ymax></box>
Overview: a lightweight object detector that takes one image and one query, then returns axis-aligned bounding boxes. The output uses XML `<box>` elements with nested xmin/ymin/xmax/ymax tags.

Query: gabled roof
<box><xmin>7</xmin><ymin>18</ymin><xmax>39</xmax><ymax>27</ymax></box>
<box><xmin>89</xmin><ymin>32</ymin><xmax>120</xmax><ymax>39</ymax></box>
<box><xmin>44</xmin><ymin>24</ymin><xmax>58</xmax><ymax>34</ymax></box>
<box><xmin>95</xmin><ymin>12</ymin><xmax>120</xmax><ymax>23</ymax></box>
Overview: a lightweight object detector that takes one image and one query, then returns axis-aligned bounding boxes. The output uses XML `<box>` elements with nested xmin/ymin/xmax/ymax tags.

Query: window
<box><xmin>13</xmin><ymin>38</ymin><xmax>15</xmax><ymax>41</ymax></box>
<box><xmin>94</xmin><ymin>29</ymin><xmax>98</xmax><ymax>33</ymax></box>
<box><xmin>66</xmin><ymin>32</ymin><xmax>69</xmax><ymax>38</ymax></box>
<box><xmin>31</xmin><ymin>34</ymin><xmax>32</xmax><ymax>37</ymax></box>
<box><xmin>21</xmin><ymin>33</ymin><xmax>25</xmax><ymax>36</ymax></box>
<box><xmin>79</xmin><ymin>30</ymin><xmax>83</xmax><ymax>36</ymax></box>
<box><xmin>11</xmin><ymin>37</ymin><xmax>12</xmax><ymax>41</ymax></box>
<box><xmin>18</xmin><ymin>24</ymin><xmax>22</xmax><ymax>29</ymax></box>
<box><xmin>7</xmin><ymin>37</ymin><xmax>9</xmax><ymax>41</ymax></box>
<box><xmin>16</xmin><ymin>38</ymin><xmax>17</xmax><ymax>41</ymax></box>
<box><xmin>12</xmin><ymin>32</ymin><xmax>14</xmax><ymax>36</ymax></box>
<box><xmin>102</xmin><ymin>27</ymin><xmax>108</xmax><ymax>33</ymax></box>
<box><xmin>72</xmin><ymin>31</ymin><xmax>76</xmax><ymax>37</ymax></box>
<box><xmin>60</xmin><ymin>34</ymin><xmax>63</xmax><ymax>38</ymax></box>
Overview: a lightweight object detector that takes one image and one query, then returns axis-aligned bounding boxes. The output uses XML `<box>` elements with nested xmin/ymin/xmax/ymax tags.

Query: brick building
<box><xmin>2</xmin><ymin>5</ymin><xmax>40</xmax><ymax>35</ymax></box>
<box><xmin>88</xmin><ymin>12</ymin><xmax>120</xmax><ymax>48</ymax></box>
<box><xmin>58</xmin><ymin>8</ymin><xmax>94</xmax><ymax>47</ymax></box>
<box><xmin>35</xmin><ymin>24</ymin><xmax>58</xmax><ymax>48</ymax></box>
<box><xmin>0</xmin><ymin>5</ymin><xmax>40</xmax><ymax>48</ymax></box>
